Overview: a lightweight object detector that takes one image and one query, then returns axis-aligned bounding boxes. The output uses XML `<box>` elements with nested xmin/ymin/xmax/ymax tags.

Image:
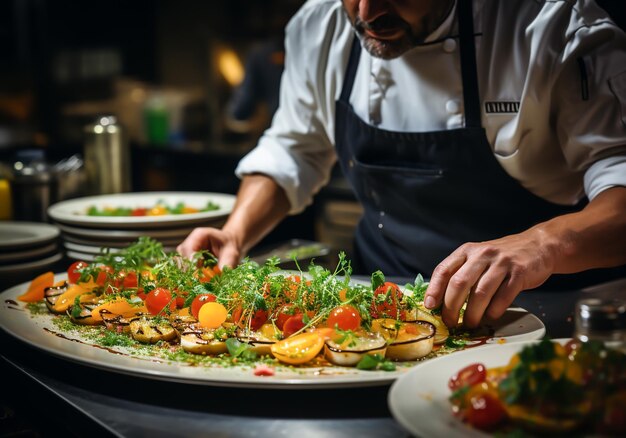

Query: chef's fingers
<box><xmin>441</xmin><ymin>257</ymin><xmax>489</xmax><ymax>328</ymax></box>
<box><xmin>217</xmin><ymin>241</ymin><xmax>241</xmax><ymax>269</ymax></box>
<box><xmin>484</xmin><ymin>274</ymin><xmax>524</xmax><ymax>320</ymax></box>
<box><xmin>424</xmin><ymin>252</ymin><xmax>466</xmax><ymax>311</ymax></box>
<box><xmin>462</xmin><ymin>267</ymin><xmax>508</xmax><ymax>328</ymax></box>
<box><xmin>177</xmin><ymin>227</ymin><xmax>217</xmax><ymax>259</ymax></box>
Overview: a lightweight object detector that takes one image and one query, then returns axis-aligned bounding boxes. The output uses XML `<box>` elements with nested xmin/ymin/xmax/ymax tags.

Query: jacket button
<box><xmin>443</xmin><ymin>38</ymin><xmax>457</xmax><ymax>53</ymax></box>
<box><xmin>446</xmin><ymin>99</ymin><xmax>461</xmax><ymax>114</ymax></box>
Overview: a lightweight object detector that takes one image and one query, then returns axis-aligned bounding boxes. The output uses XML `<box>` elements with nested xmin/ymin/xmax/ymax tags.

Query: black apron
<box><xmin>334</xmin><ymin>0</ymin><xmax>623</xmax><ymax>287</ymax></box>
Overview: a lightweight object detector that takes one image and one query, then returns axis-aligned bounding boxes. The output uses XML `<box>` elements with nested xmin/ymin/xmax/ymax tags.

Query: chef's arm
<box><xmin>177</xmin><ymin>174</ymin><xmax>290</xmax><ymax>267</ymax></box>
<box><xmin>425</xmin><ymin>186</ymin><xmax>626</xmax><ymax>328</ymax></box>
<box><xmin>223</xmin><ymin>173</ymin><xmax>291</xmax><ymax>257</ymax></box>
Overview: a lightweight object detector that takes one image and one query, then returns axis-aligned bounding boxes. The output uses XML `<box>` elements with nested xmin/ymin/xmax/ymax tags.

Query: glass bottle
<box><xmin>574</xmin><ymin>298</ymin><xmax>626</xmax><ymax>352</ymax></box>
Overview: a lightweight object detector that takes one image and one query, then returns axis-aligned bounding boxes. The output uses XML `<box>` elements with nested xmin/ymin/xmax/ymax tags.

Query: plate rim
<box><xmin>0</xmin><ymin>222</ymin><xmax>60</xmax><ymax>250</ymax></box>
<box><xmin>47</xmin><ymin>191</ymin><xmax>235</xmax><ymax>229</ymax></box>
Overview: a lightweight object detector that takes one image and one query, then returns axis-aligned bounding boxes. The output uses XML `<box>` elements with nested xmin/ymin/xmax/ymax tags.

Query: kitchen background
<box><xmin>1</xmin><ymin>0</ymin><xmax>624</xmax><ymax>257</ymax></box>
<box><xmin>0</xmin><ymin>0</ymin><xmax>362</xmax><ymax>259</ymax></box>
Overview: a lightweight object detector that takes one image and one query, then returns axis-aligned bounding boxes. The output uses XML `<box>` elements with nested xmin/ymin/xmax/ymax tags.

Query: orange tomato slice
<box><xmin>270</xmin><ymin>331</ymin><xmax>325</xmax><ymax>365</ymax></box>
<box><xmin>17</xmin><ymin>271</ymin><xmax>55</xmax><ymax>302</ymax></box>
<box><xmin>90</xmin><ymin>298</ymin><xmax>148</xmax><ymax>322</ymax></box>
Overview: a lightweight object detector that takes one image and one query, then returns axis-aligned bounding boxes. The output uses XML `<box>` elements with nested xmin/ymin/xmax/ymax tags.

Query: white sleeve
<box><xmin>553</xmin><ymin>1</ymin><xmax>626</xmax><ymax>200</ymax></box>
<box><xmin>235</xmin><ymin>1</ymin><xmax>339</xmax><ymax>214</ymax></box>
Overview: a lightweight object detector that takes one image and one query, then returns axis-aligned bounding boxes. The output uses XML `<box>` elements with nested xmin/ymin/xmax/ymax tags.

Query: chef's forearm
<box><xmin>533</xmin><ymin>186</ymin><xmax>626</xmax><ymax>274</ymax></box>
<box><xmin>222</xmin><ymin>174</ymin><xmax>291</xmax><ymax>255</ymax></box>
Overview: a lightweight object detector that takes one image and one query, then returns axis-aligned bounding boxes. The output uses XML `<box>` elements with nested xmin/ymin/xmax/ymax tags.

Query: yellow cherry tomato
<box><xmin>198</xmin><ymin>302</ymin><xmax>228</xmax><ymax>329</ymax></box>
<box><xmin>270</xmin><ymin>331</ymin><xmax>324</xmax><ymax>365</ymax></box>
<box><xmin>147</xmin><ymin>205</ymin><xmax>168</xmax><ymax>216</ymax></box>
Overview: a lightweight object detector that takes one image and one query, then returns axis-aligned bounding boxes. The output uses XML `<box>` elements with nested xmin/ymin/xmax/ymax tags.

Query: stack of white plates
<box><xmin>0</xmin><ymin>221</ymin><xmax>62</xmax><ymax>288</ymax></box>
<box><xmin>47</xmin><ymin>191</ymin><xmax>236</xmax><ymax>262</ymax></box>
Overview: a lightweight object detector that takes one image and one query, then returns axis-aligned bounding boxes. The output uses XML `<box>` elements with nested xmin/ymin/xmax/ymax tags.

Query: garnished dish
<box><xmin>1</xmin><ymin>238</ymin><xmax>545</xmax><ymax>388</ymax></box>
<box><xmin>86</xmin><ymin>200</ymin><xmax>220</xmax><ymax>217</ymax></box>
<box><xmin>448</xmin><ymin>339</ymin><xmax>626</xmax><ymax>436</ymax></box>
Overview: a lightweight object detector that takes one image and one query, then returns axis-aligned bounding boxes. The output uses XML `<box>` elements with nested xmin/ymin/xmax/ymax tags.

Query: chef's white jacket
<box><xmin>236</xmin><ymin>0</ymin><xmax>626</xmax><ymax>214</ymax></box>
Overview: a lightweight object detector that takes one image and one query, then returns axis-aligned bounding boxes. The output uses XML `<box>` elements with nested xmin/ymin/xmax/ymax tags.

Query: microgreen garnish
<box><xmin>356</xmin><ymin>354</ymin><xmax>396</xmax><ymax>371</ymax></box>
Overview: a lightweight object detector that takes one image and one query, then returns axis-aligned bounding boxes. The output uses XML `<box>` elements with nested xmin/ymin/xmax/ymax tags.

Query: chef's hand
<box><xmin>177</xmin><ymin>227</ymin><xmax>242</xmax><ymax>269</ymax></box>
<box><xmin>423</xmin><ymin>230</ymin><xmax>554</xmax><ymax>329</ymax></box>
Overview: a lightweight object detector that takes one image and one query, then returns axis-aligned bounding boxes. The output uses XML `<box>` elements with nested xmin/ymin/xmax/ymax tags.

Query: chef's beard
<box><xmin>352</xmin><ymin>14</ymin><xmax>418</xmax><ymax>60</ymax></box>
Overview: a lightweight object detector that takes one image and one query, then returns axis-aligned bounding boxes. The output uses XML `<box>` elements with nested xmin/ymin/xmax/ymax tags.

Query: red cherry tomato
<box><xmin>145</xmin><ymin>288</ymin><xmax>175</xmax><ymax>315</ymax></box>
<box><xmin>283</xmin><ymin>313</ymin><xmax>306</xmax><ymax>338</ymax></box>
<box><xmin>118</xmin><ymin>271</ymin><xmax>138</xmax><ymax>289</ymax></box>
<box><xmin>275</xmin><ymin>304</ymin><xmax>295</xmax><ymax>330</ymax></box>
<box><xmin>131</xmin><ymin>207</ymin><xmax>147</xmax><ymax>216</ymax></box>
<box><xmin>191</xmin><ymin>293</ymin><xmax>217</xmax><ymax>319</ymax></box>
<box><xmin>249</xmin><ymin>309</ymin><xmax>268</xmax><ymax>331</ymax></box>
<box><xmin>326</xmin><ymin>305</ymin><xmax>361</xmax><ymax>331</ymax></box>
<box><xmin>448</xmin><ymin>363</ymin><xmax>487</xmax><ymax>391</ymax></box>
<box><xmin>136</xmin><ymin>288</ymin><xmax>147</xmax><ymax>300</ymax></box>
<box><xmin>465</xmin><ymin>391</ymin><xmax>507</xmax><ymax>431</ymax></box>
<box><xmin>95</xmin><ymin>265</ymin><xmax>114</xmax><ymax>286</ymax></box>
<box><xmin>67</xmin><ymin>261</ymin><xmax>89</xmax><ymax>284</ymax></box>
<box><xmin>371</xmin><ymin>282</ymin><xmax>401</xmax><ymax>318</ymax></box>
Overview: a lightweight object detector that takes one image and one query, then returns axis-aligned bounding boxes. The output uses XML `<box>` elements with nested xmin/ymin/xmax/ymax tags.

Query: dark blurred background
<box><xmin>0</xmin><ymin>0</ymin><xmax>363</xmax><ymax>256</ymax></box>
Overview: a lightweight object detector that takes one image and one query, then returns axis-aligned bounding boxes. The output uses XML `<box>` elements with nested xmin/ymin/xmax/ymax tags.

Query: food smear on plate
<box><xmin>448</xmin><ymin>338</ymin><xmax>626</xmax><ymax>435</ymax></box>
<box><xmin>85</xmin><ymin>200</ymin><xmax>220</xmax><ymax>216</ymax></box>
<box><xmin>16</xmin><ymin>238</ymin><xmax>485</xmax><ymax>374</ymax></box>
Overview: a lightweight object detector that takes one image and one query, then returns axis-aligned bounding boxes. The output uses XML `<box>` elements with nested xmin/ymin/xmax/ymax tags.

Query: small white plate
<box><xmin>388</xmin><ymin>340</ymin><xmax>568</xmax><ymax>438</ymax></box>
<box><xmin>0</xmin><ymin>252</ymin><xmax>63</xmax><ymax>275</ymax></box>
<box><xmin>56</xmin><ymin>222</ymin><xmax>198</xmax><ymax>241</ymax></box>
<box><xmin>0</xmin><ymin>222</ymin><xmax>60</xmax><ymax>250</ymax></box>
<box><xmin>0</xmin><ymin>242</ymin><xmax>58</xmax><ymax>264</ymax></box>
<box><xmin>61</xmin><ymin>234</ymin><xmax>184</xmax><ymax>248</ymax></box>
<box><xmin>48</xmin><ymin>192</ymin><xmax>235</xmax><ymax>229</ymax></box>
<box><xmin>65</xmin><ymin>247</ymin><xmax>177</xmax><ymax>262</ymax></box>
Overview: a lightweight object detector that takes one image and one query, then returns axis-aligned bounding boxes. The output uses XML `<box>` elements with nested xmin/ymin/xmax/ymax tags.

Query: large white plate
<box><xmin>48</xmin><ymin>192</ymin><xmax>236</xmax><ymax>229</ymax></box>
<box><xmin>388</xmin><ymin>340</ymin><xmax>567</xmax><ymax>437</ymax></box>
<box><xmin>0</xmin><ymin>222</ymin><xmax>60</xmax><ymax>250</ymax></box>
<box><xmin>0</xmin><ymin>276</ymin><xmax>545</xmax><ymax>389</ymax></box>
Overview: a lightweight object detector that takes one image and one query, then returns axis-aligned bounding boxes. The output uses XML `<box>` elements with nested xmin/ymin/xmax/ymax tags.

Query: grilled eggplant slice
<box><xmin>44</xmin><ymin>282</ymin><xmax>69</xmax><ymax>313</ymax></box>
<box><xmin>324</xmin><ymin>331</ymin><xmax>387</xmax><ymax>366</ymax></box>
<box><xmin>180</xmin><ymin>324</ymin><xmax>228</xmax><ymax>355</ymax></box>
<box><xmin>371</xmin><ymin>318</ymin><xmax>435</xmax><ymax>360</ymax></box>
<box><xmin>129</xmin><ymin>316</ymin><xmax>177</xmax><ymax>344</ymax></box>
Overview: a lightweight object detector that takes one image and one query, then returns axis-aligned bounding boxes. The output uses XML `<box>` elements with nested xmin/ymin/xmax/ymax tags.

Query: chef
<box><xmin>179</xmin><ymin>0</ymin><xmax>626</xmax><ymax>328</ymax></box>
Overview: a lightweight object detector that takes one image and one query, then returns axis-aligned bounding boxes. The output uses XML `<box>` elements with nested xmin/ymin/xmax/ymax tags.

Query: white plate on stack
<box><xmin>0</xmin><ymin>222</ymin><xmax>63</xmax><ymax>288</ymax></box>
<box><xmin>47</xmin><ymin>192</ymin><xmax>235</xmax><ymax>260</ymax></box>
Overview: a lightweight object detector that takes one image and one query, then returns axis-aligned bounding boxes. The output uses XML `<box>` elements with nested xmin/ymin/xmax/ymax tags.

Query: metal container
<box><xmin>84</xmin><ymin>116</ymin><xmax>131</xmax><ymax>195</ymax></box>
<box><xmin>10</xmin><ymin>155</ymin><xmax>57</xmax><ymax>222</ymax></box>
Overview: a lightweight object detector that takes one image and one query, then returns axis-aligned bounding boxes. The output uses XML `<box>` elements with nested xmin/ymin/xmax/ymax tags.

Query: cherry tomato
<box><xmin>326</xmin><ymin>305</ymin><xmax>361</xmax><ymax>331</ymax></box>
<box><xmin>275</xmin><ymin>304</ymin><xmax>295</xmax><ymax>330</ymax></box>
<box><xmin>67</xmin><ymin>261</ymin><xmax>89</xmax><ymax>284</ymax></box>
<box><xmin>371</xmin><ymin>282</ymin><xmax>401</xmax><ymax>318</ymax></box>
<box><xmin>95</xmin><ymin>265</ymin><xmax>114</xmax><ymax>286</ymax></box>
<box><xmin>283</xmin><ymin>313</ymin><xmax>306</xmax><ymax>338</ymax></box>
<box><xmin>448</xmin><ymin>363</ymin><xmax>487</xmax><ymax>391</ymax></box>
<box><xmin>131</xmin><ymin>207</ymin><xmax>147</xmax><ymax>216</ymax></box>
<box><xmin>118</xmin><ymin>271</ymin><xmax>138</xmax><ymax>289</ymax></box>
<box><xmin>145</xmin><ymin>287</ymin><xmax>175</xmax><ymax>315</ymax></box>
<box><xmin>249</xmin><ymin>309</ymin><xmax>268</xmax><ymax>331</ymax></box>
<box><xmin>465</xmin><ymin>391</ymin><xmax>507</xmax><ymax>431</ymax></box>
<box><xmin>198</xmin><ymin>302</ymin><xmax>228</xmax><ymax>329</ymax></box>
<box><xmin>191</xmin><ymin>293</ymin><xmax>217</xmax><ymax>319</ymax></box>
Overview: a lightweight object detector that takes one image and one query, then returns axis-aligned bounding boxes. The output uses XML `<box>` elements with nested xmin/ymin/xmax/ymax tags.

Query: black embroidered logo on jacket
<box><xmin>484</xmin><ymin>101</ymin><xmax>520</xmax><ymax>114</ymax></box>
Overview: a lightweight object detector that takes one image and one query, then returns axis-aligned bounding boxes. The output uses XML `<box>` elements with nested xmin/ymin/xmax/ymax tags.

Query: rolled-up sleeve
<box><xmin>235</xmin><ymin>2</ymin><xmax>340</xmax><ymax>214</ymax></box>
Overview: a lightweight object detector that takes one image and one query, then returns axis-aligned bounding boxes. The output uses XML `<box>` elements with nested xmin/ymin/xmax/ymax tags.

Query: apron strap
<box><xmin>458</xmin><ymin>0</ymin><xmax>482</xmax><ymax>128</ymax></box>
<box><xmin>339</xmin><ymin>36</ymin><xmax>361</xmax><ymax>103</ymax></box>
